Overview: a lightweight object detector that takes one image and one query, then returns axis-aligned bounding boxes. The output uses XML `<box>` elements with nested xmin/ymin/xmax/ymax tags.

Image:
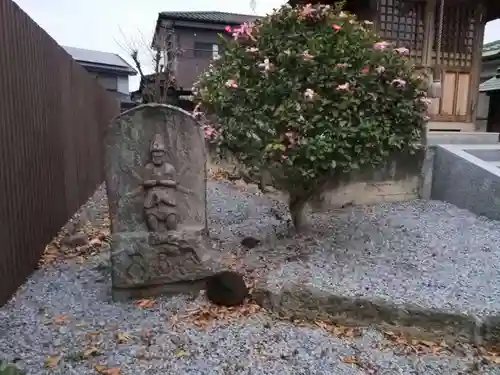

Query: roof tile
<box><xmin>479</xmin><ymin>75</ymin><xmax>500</xmax><ymax>92</ymax></box>
<box><xmin>159</xmin><ymin>11</ymin><xmax>260</xmax><ymax>25</ymax></box>
<box><xmin>63</xmin><ymin>46</ymin><xmax>137</xmax><ymax>75</ymax></box>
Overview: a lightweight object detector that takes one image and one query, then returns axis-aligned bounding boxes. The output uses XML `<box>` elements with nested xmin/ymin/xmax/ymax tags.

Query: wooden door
<box><xmin>430</xmin><ymin>68</ymin><xmax>471</xmax><ymax>122</ymax></box>
<box><xmin>427</xmin><ymin>3</ymin><xmax>479</xmax><ymax>122</ymax></box>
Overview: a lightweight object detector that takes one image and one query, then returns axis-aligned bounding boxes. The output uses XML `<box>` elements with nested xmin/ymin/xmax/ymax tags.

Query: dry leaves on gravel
<box><xmin>135</xmin><ymin>299</ymin><xmax>156</xmax><ymax>309</ymax></box>
<box><xmin>169</xmin><ymin>301</ymin><xmax>263</xmax><ymax>329</ymax></box>
<box><xmin>381</xmin><ymin>330</ymin><xmax>453</xmax><ymax>355</ymax></box>
<box><xmin>94</xmin><ymin>365</ymin><xmax>120</xmax><ymax>374</ymax></box>
<box><xmin>314</xmin><ymin>320</ymin><xmax>363</xmax><ymax>339</ymax></box>
<box><xmin>40</xmin><ymin>230</ymin><xmax>109</xmax><ymax>266</ymax></box>
<box><xmin>478</xmin><ymin>347</ymin><xmax>500</xmax><ymax>365</ymax></box>
<box><xmin>207</xmin><ymin>168</ymin><xmax>230</xmax><ymax>181</ymax></box>
<box><xmin>44</xmin><ymin>355</ymin><xmax>61</xmax><ymax>369</ymax></box>
<box><xmin>40</xmin><ymin>211</ymin><xmax>110</xmax><ymax>266</ymax></box>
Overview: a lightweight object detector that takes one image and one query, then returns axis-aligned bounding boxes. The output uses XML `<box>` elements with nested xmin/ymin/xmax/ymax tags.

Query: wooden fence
<box><xmin>0</xmin><ymin>0</ymin><xmax>120</xmax><ymax>305</ymax></box>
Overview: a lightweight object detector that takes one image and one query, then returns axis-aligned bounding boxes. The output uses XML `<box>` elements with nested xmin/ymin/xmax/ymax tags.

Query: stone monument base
<box><xmin>110</xmin><ymin>226</ymin><xmax>221</xmax><ymax>302</ymax></box>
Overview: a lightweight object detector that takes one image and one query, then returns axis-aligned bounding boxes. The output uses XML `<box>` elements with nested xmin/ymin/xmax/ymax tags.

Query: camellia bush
<box><xmin>193</xmin><ymin>2</ymin><xmax>429</xmax><ymax>231</ymax></box>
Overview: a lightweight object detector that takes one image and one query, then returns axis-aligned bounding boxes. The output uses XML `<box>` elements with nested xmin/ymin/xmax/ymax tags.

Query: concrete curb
<box><xmin>252</xmin><ymin>281</ymin><xmax>500</xmax><ymax>348</ymax></box>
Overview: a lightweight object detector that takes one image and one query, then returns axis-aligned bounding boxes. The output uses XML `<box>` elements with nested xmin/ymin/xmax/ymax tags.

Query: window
<box><xmin>194</xmin><ymin>42</ymin><xmax>221</xmax><ymax>58</ymax></box>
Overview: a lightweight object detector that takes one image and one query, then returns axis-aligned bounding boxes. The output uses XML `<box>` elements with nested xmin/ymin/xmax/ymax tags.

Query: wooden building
<box><xmin>290</xmin><ymin>0</ymin><xmax>500</xmax><ymax>132</ymax></box>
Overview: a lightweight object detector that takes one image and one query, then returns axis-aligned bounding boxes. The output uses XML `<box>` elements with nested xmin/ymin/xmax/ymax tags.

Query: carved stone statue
<box><xmin>105</xmin><ymin>104</ymin><xmax>218</xmax><ymax>301</ymax></box>
<box><xmin>127</xmin><ymin>134</ymin><xmax>191</xmax><ymax>235</ymax></box>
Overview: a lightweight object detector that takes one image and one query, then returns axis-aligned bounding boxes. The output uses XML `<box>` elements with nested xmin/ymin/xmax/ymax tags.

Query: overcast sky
<box><xmin>12</xmin><ymin>0</ymin><xmax>500</xmax><ymax>91</ymax></box>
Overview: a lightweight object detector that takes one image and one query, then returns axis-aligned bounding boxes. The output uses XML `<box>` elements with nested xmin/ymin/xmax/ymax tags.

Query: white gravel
<box><xmin>263</xmin><ymin>199</ymin><xmax>500</xmax><ymax>318</ymax></box>
<box><xmin>1</xmin><ymin>181</ymin><xmax>500</xmax><ymax>374</ymax></box>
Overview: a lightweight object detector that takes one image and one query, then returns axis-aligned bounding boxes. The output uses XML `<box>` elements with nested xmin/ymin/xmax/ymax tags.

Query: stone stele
<box><xmin>104</xmin><ymin>103</ymin><xmax>219</xmax><ymax>301</ymax></box>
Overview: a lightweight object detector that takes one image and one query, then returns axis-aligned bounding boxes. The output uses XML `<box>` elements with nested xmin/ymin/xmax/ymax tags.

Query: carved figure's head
<box><xmin>150</xmin><ymin>134</ymin><xmax>166</xmax><ymax>166</ymax></box>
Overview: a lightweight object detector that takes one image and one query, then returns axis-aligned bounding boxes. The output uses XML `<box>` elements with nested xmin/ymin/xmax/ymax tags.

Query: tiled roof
<box><xmin>158</xmin><ymin>11</ymin><xmax>260</xmax><ymax>25</ymax></box>
<box><xmin>63</xmin><ymin>46</ymin><xmax>137</xmax><ymax>75</ymax></box>
<box><xmin>479</xmin><ymin>75</ymin><xmax>500</xmax><ymax>92</ymax></box>
<box><xmin>483</xmin><ymin>40</ymin><xmax>500</xmax><ymax>58</ymax></box>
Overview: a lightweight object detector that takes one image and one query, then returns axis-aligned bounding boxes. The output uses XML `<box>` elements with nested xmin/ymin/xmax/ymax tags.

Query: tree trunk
<box><xmin>288</xmin><ymin>194</ymin><xmax>308</xmax><ymax>233</ymax></box>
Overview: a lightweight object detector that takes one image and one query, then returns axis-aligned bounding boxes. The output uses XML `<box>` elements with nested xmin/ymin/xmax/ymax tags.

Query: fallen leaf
<box><xmin>95</xmin><ymin>365</ymin><xmax>121</xmax><ymax>374</ymax></box>
<box><xmin>341</xmin><ymin>356</ymin><xmax>358</xmax><ymax>365</ymax></box>
<box><xmin>115</xmin><ymin>331</ymin><xmax>132</xmax><ymax>344</ymax></box>
<box><xmin>44</xmin><ymin>355</ymin><xmax>61</xmax><ymax>368</ymax></box>
<box><xmin>135</xmin><ymin>299</ymin><xmax>155</xmax><ymax>308</ymax></box>
<box><xmin>484</xmin><ymin>355</ymin><xmax>500</xmax><ymax>364</ymax></box>
<box><xmin>89</xmin><ymin>238</ymin><xmax>102</xmax><ymax>247</ymax></box>
<box><xmin>85</xmin><ymin>331</ymin><xmax>101</xmax><ymax>338</ymax></box>
<box><xmin>52</xmin><ymin>315</ymin><xmax>68</xmax><ymax>324</ymax></box>
<box><xmin>174</xmin><ymin>349</ymin><xmax>186</xmax><ymax>357</ymax></box>
<box><xmin>82</xmin><ymin>346</ymin><xmax>101</xmax><ymax>358</ymax></box>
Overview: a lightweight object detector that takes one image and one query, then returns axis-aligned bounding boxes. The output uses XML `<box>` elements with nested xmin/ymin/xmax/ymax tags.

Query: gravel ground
<box><xmin>262</xmin><ymin>199</ymin><xmax>500</xmax><ymax>318</ymax></box>
<box><xmin>2</xmin><ymin>180</ymin><xmax>500</xmax><ymax>374</ymax></box>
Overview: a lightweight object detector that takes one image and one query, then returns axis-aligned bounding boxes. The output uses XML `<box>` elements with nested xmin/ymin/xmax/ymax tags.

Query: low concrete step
<box><xmin>427</xmin><ymin>131</ymin><xmax>499</xmax><ymax>146</ymax></box>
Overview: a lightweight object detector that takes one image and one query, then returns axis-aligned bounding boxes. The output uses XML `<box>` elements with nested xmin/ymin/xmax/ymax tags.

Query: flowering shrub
<box><xmin>193</xmin><ymin>2</ymin><xmax>428</xmax><ymax>230</ymax></box>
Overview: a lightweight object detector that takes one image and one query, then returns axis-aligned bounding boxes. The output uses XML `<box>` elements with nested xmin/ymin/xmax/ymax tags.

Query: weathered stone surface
<box><xmin>110</xmin><ymin>227</ymin><xmax>217</xmax><ymax>288</ymax></box>
<box><xmin>480</xmin><ymin>315</ymin><xmax>500</xmax><ymax>349</ymax></box>
<box><xmin>105</xmin><ymin>104</ymin><xmax>207</xmax><ymax>233</ymax></box>
<box><xmin>252</xmin><ymin>281</ymin><xmax>481</xmax><ymax>345</ymax></box>
<box><xmin>105</xmin><ymin>104</ymin><xmax>216</xmax><ymax>300</ymax></box>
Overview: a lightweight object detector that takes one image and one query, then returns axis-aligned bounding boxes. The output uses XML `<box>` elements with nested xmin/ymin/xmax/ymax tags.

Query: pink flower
<box><xmin>232</xmin><ymin>22</ymin><xmax>256</xmax><ymax>41</ymax></box>
<box><xmin>203</xmin><ymin>124</ymin><xmax>217</xmax><ymax>139</ymax></box>
<box><xmin>281</xmin><ymin>153</ymin><xmax>288</xmax><ymax>161</ymax></box>
<box><xmin>375</xmin><ymin>65</ymin><xmax>385</xmax><ymax>74</ymax></box>
<box><xmin>304</xmin><ymin>88</ymin><xmax>316</xmax><ymax>100</ymax></box>
<box><xmin>394</xmin><ymin>47</ymin><xmax>409</xmax><ymax>55</ymax></box>
<box><xmin>224</xmin><ymin>25</ymin><xmax>232</xmax><ymax>33</ymax></box>
<box><xmin>391</xmin><ymin>78</ymin><xmax>406</xmax><ymax>87</ymax></box>
<box><xmin>225</xmin><ymin>79</ymin><xmax>238</xmax><ymax>88</ymax></box>
<box><xmin>299</xmin><ymin>3</ymin><xmax>315</xmax><ymax>18</ymax></box>
<box><xmin>302</xmin><ymin>50</ymin><xmax>314</xmax><ymax>61</ymax></box>
<box><xmin>373</xmin><ymin>41</ymin><xmax>390</xmax><ymax>50</ymax></box>
<box><xmin>332</xmin><ymin>24</ymin><xmax>342</xmax><ymax>31</ymax></box>
<box><xmin>336</xmin><ymin>83</ymin><xmax>350</xmax><ymax>91</ymax></box>
<box><xmin>361</xmin><ymin>66</ymin><xmax>370</xmax><ymax>74</ymax></box>
<box><xmin>284</xmin><ymin>131</ymin><xmax>297</xmax><ymax>145</ymax></box>
<box><xmin>335</xmin><ymin>63</ymin><xmax>348</xmax><ymax>68</ymax></box>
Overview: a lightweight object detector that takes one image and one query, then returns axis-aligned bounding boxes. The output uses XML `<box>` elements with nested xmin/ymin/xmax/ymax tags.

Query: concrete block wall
<box><xmin>420</xmin><ymin>132</ymin><xmax>500</xmax><ymax>199</ymax></box>
<box><xmin>431</xmin><ymin>144</ymin><xmax>500</xmax><ymax>221</ymax></box>
<box><xmin>209</xmin><ymin>131</ymin><xmax>500</xmax><ymax>209</ymax></box>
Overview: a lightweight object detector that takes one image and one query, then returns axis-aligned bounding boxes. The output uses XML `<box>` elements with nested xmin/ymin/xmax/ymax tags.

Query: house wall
<box><xmin>86</xmin><ymin>72</ymin><xmax>130</xmax><ymax>95</ymax></box>
<box><xmin>171</xmin><ymin>27</ymin><xmax>223</xmax><ymax>90</ymax></box>
<box><xmin>117</xmin><ymin>76</ymin><xmax>130</xmax><ymax>94</ymax></box>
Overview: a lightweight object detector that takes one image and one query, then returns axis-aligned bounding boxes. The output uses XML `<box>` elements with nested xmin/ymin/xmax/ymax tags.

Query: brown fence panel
<box><xmin>0</xmin><ymin>0</ymin><xmax>120</xmax><ymax>305</ymax></box>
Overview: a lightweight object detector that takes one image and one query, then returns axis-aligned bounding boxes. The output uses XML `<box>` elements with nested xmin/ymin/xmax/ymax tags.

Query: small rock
<box><xmin>206</xmin><ymin>271</ymin><xmax>249</xmax><ymax>307</ymax></box>
<box><xmin>61</xmin><ymin>232</ymin><xmax>88</xmax><ymax>247</ymax></box>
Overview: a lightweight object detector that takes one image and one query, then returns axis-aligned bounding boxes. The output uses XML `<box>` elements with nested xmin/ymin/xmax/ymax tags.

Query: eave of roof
<box><xmin>479</xmin><ymin>75</ymin><xmax>500</xmax><ymax>92</ymax></box>
<box><xmin>63</xmin><ymin>46</ymin><xmax>137</xmax><ymax>75</ymax></box>
<box><xmin>287</xmin><ymin>0</ymin><xmax>499</xmax><ymax>22</ymax></box>
<box><xmin>158</xmin><ymin>11</ymin><xmax>260</xmax><ymax>25</ymax></box>
<box><xmin>78</xmin><ymin>62</ymin><xmax>137</xmax><ymax>76</ymax></box>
